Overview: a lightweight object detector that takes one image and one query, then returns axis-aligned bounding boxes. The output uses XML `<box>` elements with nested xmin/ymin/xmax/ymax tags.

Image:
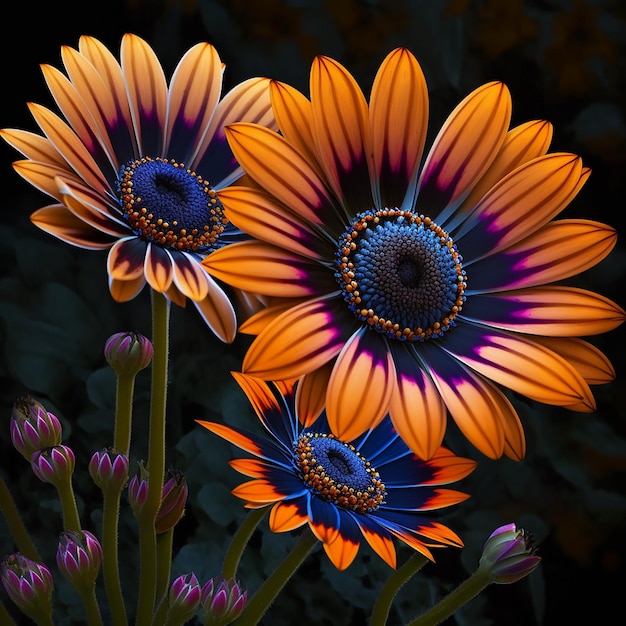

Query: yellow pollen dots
<box><xmin>295</xmin><ymin>433</ymin><xmax>386</xmax><ymax>513</ymax></box>
<box><xmin>118</xmin><ymin>156</ymin><xmax>227</xmax><ymax>252</ymax></box>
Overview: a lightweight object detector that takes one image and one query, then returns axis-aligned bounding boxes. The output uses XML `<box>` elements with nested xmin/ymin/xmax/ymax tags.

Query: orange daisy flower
<box><xmin>1</xmin><ymin>34</ymin><xmax>276</xmax><ymax>342</ymax></box>
<box><xmin>204</xmin><ymin>48</ymin><xmax>625</xmax><ymax>458</ymax></box>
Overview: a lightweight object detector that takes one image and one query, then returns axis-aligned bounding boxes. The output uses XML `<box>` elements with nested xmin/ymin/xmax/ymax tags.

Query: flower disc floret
<box><xmin>295</xmin><ymin>432</ymin><xmax>386</xmax><ymax>513</ymax></box>
<box><xmin>117</xmin><ymin>157</ymin><xmax>227</xmax><ymax>252</ymax></box>
<box><xmin>335</xmin><ymin>208</ymin><xmax>466</xmax><ymax>342</ymax></box>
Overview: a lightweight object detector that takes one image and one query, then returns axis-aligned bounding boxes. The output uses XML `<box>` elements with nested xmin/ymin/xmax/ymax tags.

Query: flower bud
<box><xmin>200</xmin><ymin>575</ymin><xmax>247</xmax><ymax>626</ymax></box>
<box><xmin>31</xmin><ymin>445</ymin><xmax>75</xmax><ymax>487</ymax></box>
<box><xmin>127</xmin><ymin>462</ymin><xmax>149</xmax><ymax>516</ymax></box>
<box><xmin>10</xmin><ymin>396</ymin><xmax>62</xmax><ymax>461</ymax></box>
<box><xmin>104</xmin><ymin>331</ymin><xmax>153</xmax><ymax>377</ymax></box>
<box><xmin>56</xmin><ymin>530</ymin><xmax>103</xmax><ymax>593</ymax></box>
<box><xmin>166</xmin><ymin>573</ymin><xmax>201</xmax><ymax>624</ymax></box>
<box><xmin>479</xmin><ymin>523</ymin><xmax>541</xmax><ymax>584</ymax></box>
<box><xmin>0</xmin><ymin>553</ymin><xmax>53</xmax><ymax>623</ymax></box>
<box><xmin>155</xmin><ymin>468</ymin><xmax>188</xmax><ymax>534</ymax></box>
<box><xmin>89</xmin><ymin>447</ymin><xmax>129</xmax><ymax>492</ymax></box>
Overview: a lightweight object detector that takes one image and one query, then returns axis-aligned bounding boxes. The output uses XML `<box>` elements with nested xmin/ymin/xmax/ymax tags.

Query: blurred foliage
<box><xmin>1</xmin><ymin>0</ymin><xmax>625</xmax><ymax>624</ymax></box>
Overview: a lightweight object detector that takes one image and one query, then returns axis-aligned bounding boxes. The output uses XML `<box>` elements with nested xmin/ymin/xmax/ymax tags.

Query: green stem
<box><xmin>101</xmin><ymin>486</ymin><xmax>127</xmax><ymax>626</ymax></box>
<box><xmin>151</xmin><ymin>529</ymin><xmax>174</xmax><ymax>626</ymax></box>
<box><xmin>0</xmin><ymin>477</ymin><xmax>41</xmax><ymax>562</ymax></box>
<box><xmin>370</xmin><ymin>552</ymin><xmax>429</xmax><ymax>626</ymax></box>
<box><xmin>136</xmin><ymin>291</ymin><xmax>170</xmax><ymax>626</ymax></box>
<box><xmin>56</xmin><ymin>478</ymin><xmax>81</xmax><ymax>533</ymax></box>
<box><xmin>0</xmin><ymin>600</ymin><xmax>17</xmax><ymax>626</ymax></box>
<box><xmin>113</xmin><ymin>372</ymin><xmax>136</xmax><ymax>456</ymax></box>
<box><xmin>232</xmin><ymin>528</ymin><xmax>318</xmax><ymax>626</ymax></box>
<box><xmin>407</xmin><ymin>567</ymin><xmax>491</xmax><ymax>626</ymax></box>
<box><xmin>76</xmin><ymin>586</ymin><xmax>104</xmax><ymax>626</ymax></box>
<box><xmin>222</xmin><ymin>507</ymin><xmax>269</xmax><ymax>580</ymax></box>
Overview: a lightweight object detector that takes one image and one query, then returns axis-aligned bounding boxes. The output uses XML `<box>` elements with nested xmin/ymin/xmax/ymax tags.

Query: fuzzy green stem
<box><xmin>0</xmin><ymin>477</ymin><xmax>41</xmax><ymax>562</ymax></box>
<box><xmin>0</xmin><ymin>600</ymin><xmax>17</xmax><ymax>626</ymax></box>
<box><xmin>407</xmin><ymin>566</ymin><xmax>491</xmax><ymax>626</ymax></box>
<box><xmin>151</xmin><ymin>529</ymin><xmax>174</xmax><ymax>626</ymax></box>
<box><xmin>101</xmin><ymin>485</ymin><xmax>127</xmax><ymax>626</ymax></box>
<box><xmin>232</xmin><ymin>528</ymin><xmax>318</xmax><ymax>626</ymax></box>
<box><xmin>222</xmin><ymin>507</ymin><xmax>269</xmax><ymax>580</ymax></box>
<box><xmin>75</xmin><ymin>586</ymin><xmax>104</xmax><ymax>626</ymax></box>
<box><xmin>113</xmin><ymin>372</ymin><xmax>136</xmax><ymax>456</ymax></box>
<box><xmin>370</xmin><ymin>552</ymin><xmax>429</xmax><ymax>626</ymax></box>
<box><xmin>56</xmin><ymin>478</ymin><xmax>81</xmax><ymax>533</ymax></box>
<box><xmin>136</xmin><ymin>291</ymin><xmax>170</xmax><ymax>626</ymax></box>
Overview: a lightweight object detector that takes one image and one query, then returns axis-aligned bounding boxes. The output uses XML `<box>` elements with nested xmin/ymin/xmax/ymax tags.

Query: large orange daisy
<box><xmin>204</xmin><ymin>48</ymin><xmax>625</xmax><ymax>459</ymax></box>
<box><xmin>1</xmin><ymin>34</ymin><xmax>276</xmax><ymax>342</ymax></box>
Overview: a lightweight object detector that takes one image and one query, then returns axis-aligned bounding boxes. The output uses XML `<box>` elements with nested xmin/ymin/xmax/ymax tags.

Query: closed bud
<box><xmin>200</xmin><ymin>575</ymin><xmax>247</xmax><ymax>626</ymax></box>
<box><xmin>104</xmin><ymin>331</ymin><xmax>153</xmax><ymax>377</ymax></box>
<box><xmin>89</xmin><ymin>448</ymin><xmax>129</xmax><ymax>492</ymax></box>
<box><xmin>127</xmin><ymin>462</ymin><xmax>149</xmax><ymax>516</ymax></box>
<box><xmin>10</xmin><ymin>396</ymin><xmax>62</xmax><ymax>461</ymax></box>
<box><xmin>56</xmin><ymin>530</ymin><xmax>103</xmax><ymax>593</ymax></box>
<box><xmin>479</xmin><ymin>523</ymin><xmax>542</xmax><ymax>584</ymax></box>
<box><xmin>31</xmin><ymin>445</ymin><xmax>75</xmax><ymax>487</ymax></box>
<box><xmin>166</xmin><ymin>573</ymin><xmax>201</xmax><ymax>624</ymax></box>
<box><xmin>0</xmin><ymin>553</ymin><xmax>53</xmax><ymax>624</ymax></box>
<box><xmin>155</xmin><ymin>468</ymin><xmax>188</xmax><ymax>534</ymax></box>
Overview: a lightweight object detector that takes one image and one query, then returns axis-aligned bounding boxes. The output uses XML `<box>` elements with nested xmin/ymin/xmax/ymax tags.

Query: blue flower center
<box><xmin>294</xmin><ymin>433</ymin><xmax>386</xmax><ymax>513</ymax></box>
<box><xmin>335</xmin><ymin>208</ymin><xmax>467</xmax><ymax>342</ymax></box>
<box><xmin>116</xmin><ymin>157</ymin><xmax>227</xmax><ymax>252</ymax></box>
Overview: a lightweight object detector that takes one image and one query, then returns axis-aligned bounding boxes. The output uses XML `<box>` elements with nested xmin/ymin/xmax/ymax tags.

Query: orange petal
<box><xmin>422</xmin><ymin>488</ymin><xmax>471</xmax><ymax>510</ymax></box>
<box><xmin>231</xmin><ymin>479</ymin><xmax>285</xmax><ymax>504</ymax></box>
<box><xmin>107</xmin><ymin>237</ymin><xmax>147</xmax><ymax>280</ymax></box>
<box><xmin>269</xmin><ymin>502</ymin><xmax>307</xmax><ymax>532</ymax></box>
<box><xmin>388</xmin><ymin>344</ymin><xmax>447</xmax><ymax>460</ymax></box>
<box><xmin>417</xmin><ymin>82</ymin><xmax>511</xmax><ymax>213</ymax></box>
<box><xmin>310</xmin><ymin>55</ymin><xmax>371</xmax><ymax>209</ymax></box>
<box><xmin>370</xmin><ymin>48</ymin><xmax>428</xmax><ymax>209</ymax></box>
<box><xmin>326</xmin><ymin>329</ymin><xmax>395</xmax><ymax>442</ymax></box>
<box><xmin>0</xmin><ymin>128</ymin><xmax>67</xmax><ymax>168</ymax></box>
<box><xmin>296</xmin><ymin>363</ymin><xmax>334</xmax><ymax>428</ymax></box>
<box><xmin>192</xmin><ymin>278</ymin><xmax>237</xmax><ymax>343</ymax></box>
<box><xmin>531</xmin><ymin>336</ymin><xmax>616</xmax><ymax>385</ymax></box>
<box><xmin>144</xmin><ymin>244</ymin><xmax>173</xmax><ymax>292</ymax></box>
<box><xmin>171</xmin><ymin>253</ymin><xmax>210</xmax><ymax>301</ymax></box>
<box><xmin>228</xmin><ymin>458</ymin><xmax>270</xmax><ymax>478</ymax></box>
<box><xmin>196</xmin><ymin>420</ymin><xmax>264</xmax><ymax>457</ymax></box>
<box><xmin>109</xmin><ymin>275</ymin><xmax>146</xmax><ymax>302</ymax></box>
<box><xmin>13</xmin><ymin>159</ymin><xmax>77</xmax><ymax>200</ymax></box>
<box><xmin>242</xmin><ymin>296</ymin><xmax>352</xmax><ymax>380</ymax></box>
<box><xmin>238</xmin><ymin>298</ymin><xmax>309</xmax><ymax>335</ymax></box>
<box><xmin>323</xmin><ymin>533</ymin><xmax>360</xmax><ymax>571</ymax></box>
<box><xmin>30</xmin><ymin>204</ymin><xmax>115</xmax><ymax>249</ymax></box>
<box><xmin>231</xmin><ymin>371</ymin><xmax>284</xmax><ymax>423</ymax></box>
<box><xmin>359</xmin><ymin>523</ymin><xmax>396</xmax><ymax>568</ymax></box>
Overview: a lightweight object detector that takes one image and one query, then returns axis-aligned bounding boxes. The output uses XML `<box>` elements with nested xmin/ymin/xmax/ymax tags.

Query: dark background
<box><xmin>1</xmin><ymin>0</ymin><xmax>625</xmax><ymax>624</ymax></box>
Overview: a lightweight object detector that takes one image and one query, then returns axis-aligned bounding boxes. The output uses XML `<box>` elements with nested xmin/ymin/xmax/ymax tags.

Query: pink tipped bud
<box><xmin>155</xmin><ymin>468</ymin><xmax>188</xmax><ymax>534</ymax></box>
<box><xmin>104</xmin><ymin>331</ymin><xmax>153</xmax><ymax>377</ymax></box>
<box><xmin>166</xmin><ymin>573</ymin><xmax>201</xmax><ymax>624</ymax></box>
<box><xmin>200</xmin><ymin>576</ymin><xmax>247</xmax><ymax>626</ymax></box>
<box><xmin>31</xmin><ymin>445</ymin><xmax>75</xmax><ymax>487</ymax></box>
<box><xmin>56</xmin><ymin>530</ymin><xmax>103</xmax><ymax>592</ymax></box>
<box><xmin>10</xmin><ymin>396</ymin><xmax>63</xmax><ymax>461</ymax></box>
<box><xmin>89</xmin><ymin>448</ymin><xmax>129</xmax><ymax>492</ymax></box>
<box><xmin>127</xmin><ymin>462</ymin><xmax>150</xmax><ymax>515</ymax></box>
<box><xmin>0</xmin><ymin>553</ymin><xmax>54</xmax><ymax>623</ymax></box>
<box><xmin>479</xmin><ymin>523</ymin><xmax>542</xmax><ymax>584</ymax></box>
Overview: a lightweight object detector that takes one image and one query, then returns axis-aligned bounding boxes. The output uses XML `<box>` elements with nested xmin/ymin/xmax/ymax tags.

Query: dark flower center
<box><xmin>294</xmin><ymin>432</ymin><xmax>386</xmax><ymax>513</ymax></box>
<box><xmin>116</xmin><ymin>157</ymin><xmax>227</xmax><ymax>252</ymax></box>
<box><xmin>334</xmin><ymin>208</ymin><xmax>467</xmax><ymax>342</ymax></box>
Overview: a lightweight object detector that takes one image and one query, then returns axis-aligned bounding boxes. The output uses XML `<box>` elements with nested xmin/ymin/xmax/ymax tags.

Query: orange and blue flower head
<box><xmin>203</xmin><ymin>48</ymin><xmax>625</xmax><ymax>459</ymax></box>
<box><xmin>1</xmin><ymin>34</ymin><xmax>277</xmax><ymax>342</ymax></box>
<box><xmin>198</xmin><ymin>372</ymin><xmax>476</xmax><ymax>571</ymax></box>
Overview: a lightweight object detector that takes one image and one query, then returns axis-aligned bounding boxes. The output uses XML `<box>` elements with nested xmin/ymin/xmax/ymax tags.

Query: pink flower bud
<box><xmin>10</xmin><ymin>396</ymin><xmax>62</xmax><ymax>461</ymax></box>
<box><xmin>89</xmin><ymin>448</ymin><xmax>129</xmax><ymax>491</ymax></box>
<box><xmin>0</xmin><ymin>553</ymin><xmax>53</xmax><ymax>623</ymax></box>
<box><xmin>155</xmin><ymin>468</ymin><xmax>188</xmax><ymax>534</ymax></box>
<box><xmin>479</xmin><ymin>523</ymin><xmax>541</xmax><ymax>584</ymax></box>
<box><xmin>200</xmin><ymin>576</ymin><xmax>247</xmax><ymax>626</ymax></box>
<box><xmin>104</xmin><ymin>331</ymin><xmax>153</xmax><ymax>377</ymax></box>
<box><xmin>127</xmin><ymin>463</ymin><xmax>149</xmax><ymax>515</ymax></box>
<box><xmin>56</xmin><ymin>530</ymin><xmax>103</xmax><ymax>592</ymax></box>
<box><xmin>166</xmin><ymin>573</ymin><xmax>201</xmax><ymax>624</ymax></box>
<box><xmin>31</xmin><ymin>445</ymin><xmax>75</xmax><ymax>487</ymax></box>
